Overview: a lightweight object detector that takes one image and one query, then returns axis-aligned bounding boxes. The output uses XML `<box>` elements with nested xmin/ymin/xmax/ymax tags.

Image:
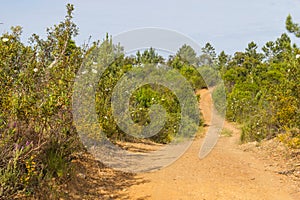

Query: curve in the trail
<box><xmin>127</xmin><ymin>89</ymin><xmax>298</xmax><ymax>200</ymax></box>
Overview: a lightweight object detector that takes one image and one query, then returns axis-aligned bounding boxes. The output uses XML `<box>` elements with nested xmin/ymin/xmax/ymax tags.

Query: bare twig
<box><xmin>48</xmin><ymin>33</ymin><xmax>70</xmax><ymax>69</ymax></box>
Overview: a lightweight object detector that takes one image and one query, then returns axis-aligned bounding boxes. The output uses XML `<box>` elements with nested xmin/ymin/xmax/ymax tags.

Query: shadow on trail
<box><xmin>65</xmin><ymin>152</ymin><xmax>150</xmax><ymax>200</ymax></box>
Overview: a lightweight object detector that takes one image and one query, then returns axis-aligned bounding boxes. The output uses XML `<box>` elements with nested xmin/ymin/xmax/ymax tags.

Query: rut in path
<box><xmin>127</xmin><ymin>89</ymin><xmax>299</xmax><ymax>200</ymax></box>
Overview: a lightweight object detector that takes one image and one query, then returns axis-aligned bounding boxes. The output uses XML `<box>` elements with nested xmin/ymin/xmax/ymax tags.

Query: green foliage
<box><xmin>0</xmin><ymin>4</ymin><xmax>83</xmax><ymax>198</ymax></box>
<box><xmin>2</xmin><ymin>4</ymin><xmax>300</xmax><ymax>198</ymax></box>
<box><xmin>131</xmin><ymin>84</ymin><xmax>181</xmax><ymax>143</ymax></box>
<box><xmin>0</xmin><ymin>143</ymin><xmax>24</xmax><ymax>198</ymax></box>
<box><xmin>286</xmin><ymin>14</ymin><xmax>300</xmax><ymax>37</ymax></box>
<box><xmin>138</xmin><ymin>47</ymin><xmax>164</xmax><ymax>64</ymax></box>
<box><xmin>43</xmin><ymin>140</ymin><xmax>70</xmax><ymax>179</ymax></box>
<box><xmin>212</xmin><ymin>84</ymin><xmax>226</xmax><ymax>116</ymax></box>
<box><xmin>176</xmin><ymin>44</ymin><xmax>198</xmax><ymax>65</ymax></box>
<box><xmin>93</xmin><ymin>49</ymin><xmax>201</xmax><ymax>143</ymax></box>
<box><xmin>200</xmin><ymin>42</ymin><xmax>216</xmax><ymax>66</ymax></box>
<box><xmin>220</xmin><ymin>18</ymin><xmax>300</xmax><ymax>144</ymax></box>
<box><xmin>198</xmin><ymin>65</ymin><xmax>221</xmax><ymax>87</ymax></box>
<box><xmin>217</xmin><ymin>50</ymin><xmax>230</xmax><ymax>70</ymax></box>
<box><xmin>168</xmin><ymin>49</ymin><xmax>207</xmax><ymax>89</ymax></box>
<box><xmin>88</xmin><ymin>43</ymin><xmax>203</xmax><ymax>144</ymax></box>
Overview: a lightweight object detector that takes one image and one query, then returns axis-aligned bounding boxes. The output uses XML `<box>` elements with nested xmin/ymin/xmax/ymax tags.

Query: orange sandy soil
<box><xmin>58</xmin><ymin>89</ymin><xmax>299</xmax><ymax>200</ymax></box>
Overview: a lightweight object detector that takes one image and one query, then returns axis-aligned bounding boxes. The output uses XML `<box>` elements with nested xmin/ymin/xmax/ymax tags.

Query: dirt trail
<box><xmin>127</xmin><ymin>89</ymin><xmax>299</xmax><ymax>200</ymax></box>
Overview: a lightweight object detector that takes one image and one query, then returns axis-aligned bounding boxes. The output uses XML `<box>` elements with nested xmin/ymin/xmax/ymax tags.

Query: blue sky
<box><xmin>1</xmin><ymin>0</ymin><xmax>300</xmax><ymax>54</ymax></box>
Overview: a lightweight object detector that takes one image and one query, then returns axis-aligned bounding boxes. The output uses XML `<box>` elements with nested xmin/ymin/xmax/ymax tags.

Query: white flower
<box><xmin>296</xmin><ymin>54</ymin><xmax>300</xmax><ymax>59</ymax></box>
<box><xmin>81</xmin><ymin>70</ymin><xmax>87</xmax><ymax>75</ymax></box>
<box><xmin>92</xmin><ymin>69</ymin><xmax>97</xmax><ymax>74</ymax></box>
<box><xmin>104</xmin><ymin>116</ymin><xmax>108</xmax><ymax>119</ymax></box>
<box><xmin>33</xmin><ymin>68</ymin><xmax>38</xmax><ymax>72</ymax></box>
<box><xmin>92</xmin><ymin>62</ymin><xmax>98</xmax><ymax>65</ymax></box>
<box><xmin>2</xmin><ymin>38</ymin><xmax>9</xmax><ymax>42</ymax></box>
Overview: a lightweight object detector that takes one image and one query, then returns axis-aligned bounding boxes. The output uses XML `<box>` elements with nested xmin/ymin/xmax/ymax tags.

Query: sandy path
<box><xmin>127</xmin><ymin>89</ymin><xmax>299</xmax><ymax>200</ymax></box>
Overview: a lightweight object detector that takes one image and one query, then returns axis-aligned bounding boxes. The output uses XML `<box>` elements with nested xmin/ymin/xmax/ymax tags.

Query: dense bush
<box><xmin>2</xmin><ymin>3</ymin><xmax>299</xmax><ymax>199</ymax></box>
<box><xmin>2</xmin><ymin>12</ymin><xmax>266</xmax><ymax>196</ymax></box>
<box><xmin>220</xmin><ymin>30</ymin><xmax>300</xmax><ymax>143</ymax></box>
<box><xmin>0</xmin><ymin>4</ymin><xmax>83</xmax><ymax>198</ymax></box>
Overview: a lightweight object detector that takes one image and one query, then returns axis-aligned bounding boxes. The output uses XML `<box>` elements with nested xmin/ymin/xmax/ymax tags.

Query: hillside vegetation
<box><xmin>0</xmin><ymin>4</ymin><xmax>299</xmax><ymax>199</ymax></box>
